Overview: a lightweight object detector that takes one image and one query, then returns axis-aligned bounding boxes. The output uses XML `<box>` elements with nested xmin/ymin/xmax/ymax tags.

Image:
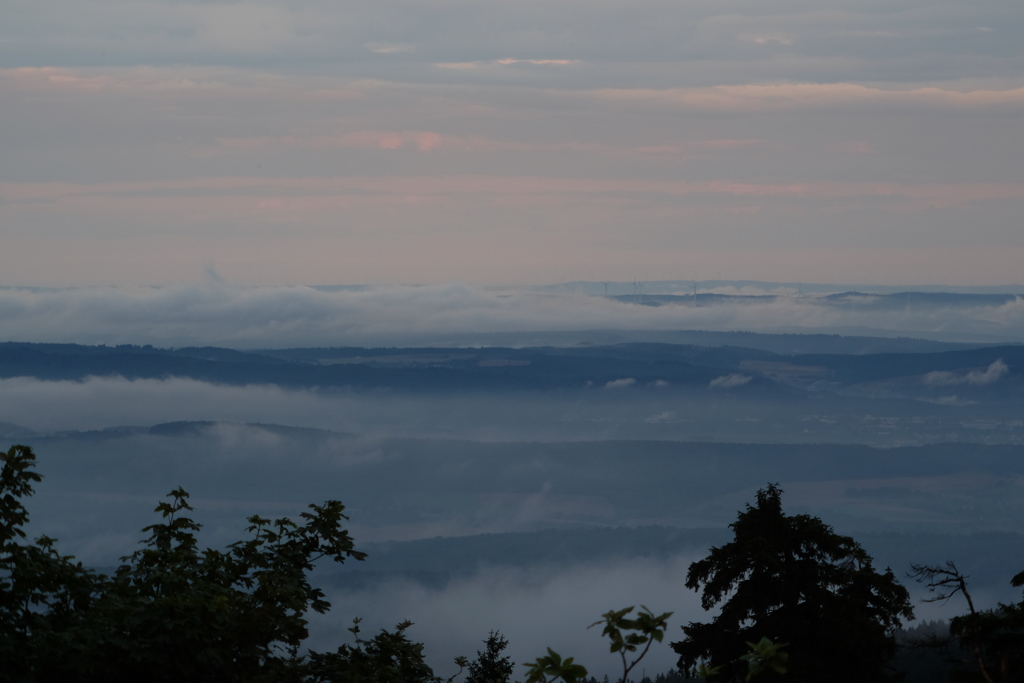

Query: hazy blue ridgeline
<box><xmin>2</xmin><ymin>337</ymin><xmax>1023</xmax><ymax>392</ymax></box>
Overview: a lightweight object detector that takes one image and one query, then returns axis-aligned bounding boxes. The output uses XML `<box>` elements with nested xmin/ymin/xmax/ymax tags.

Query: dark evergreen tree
<box><xmin>466</xmin><ymin>630</ymin><xmax>514</xmax><ymax>683</ymax></box>
<box><xmin>671</xmin><ymin>483</ymin><xmax>914</xmax><ymax>683</ymax></box>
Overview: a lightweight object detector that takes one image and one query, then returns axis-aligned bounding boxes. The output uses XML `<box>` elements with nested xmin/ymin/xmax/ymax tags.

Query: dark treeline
<box><xmin>5</xmin><ymin>444</ymin><xmax>1024</xmax><ymax>683</ymax></box>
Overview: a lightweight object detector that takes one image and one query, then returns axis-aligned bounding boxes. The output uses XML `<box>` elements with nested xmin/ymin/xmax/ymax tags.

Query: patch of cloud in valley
<box><xmin>709</xmin><ymin>373</ymin><xmax>753</xmax><ymax>389</ymax></box>
<box><xmin>925</xmin><ymin>359</ymin><xmax>1009</xmax><ymax>386</ymax></box>
<box><xmin>312</xmin><ymin>556</ymin><xmax>702</xmax><ymax>680</ymax></box>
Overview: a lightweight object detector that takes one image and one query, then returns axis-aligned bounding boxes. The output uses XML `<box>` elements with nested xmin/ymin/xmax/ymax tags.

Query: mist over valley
<box><xmin>4</xmin><ymin>282</ymin><xmax>1024</xmax><ymax>677</ymax></box>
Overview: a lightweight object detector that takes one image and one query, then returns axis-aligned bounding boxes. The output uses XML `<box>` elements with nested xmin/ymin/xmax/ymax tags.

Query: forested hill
<box><xmin>1</xmin><ymin>339</ymin><xmax>1022</xmax><ymax>399</ymax></box>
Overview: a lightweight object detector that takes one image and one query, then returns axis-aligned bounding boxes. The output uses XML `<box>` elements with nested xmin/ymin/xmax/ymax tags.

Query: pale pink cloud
<box><xmin>632</xmin><ymin>145</ymin><xmax>686</xmax><ymax>154</ymax></box>
<box><xmin>364</xmin><ymin>43</ymin><xmax>416</xmax><ymax>54</ymax></box>
<box><xmin>690</xmin><ymin>139</ymin><xmax>789</xmax><ymax>151</ymax></box>
<box><xmin>590</xmin><ymin>82</ymin><xmax>1024</xmax><ymax>112</ymax></box>
<box><xmin>828</xmin><ymin>141</ymin><xmax>874</xmax><ymax>154</ymax></box>
<box><xmin>5</xmin><ymin>66</ymin><xmax>114</xmax><ymax>92</ymax></box>
<box><xmin>7</xmin><ymin>67</ymin><xmax>1023</xmax><ymax>115</ymax></box>
<box><xmin>0</xmin><ymin>66</ymin><xmax>365</xmax><ymax>101</ymax></box>
<box><xmin>434</xmin><ymin>62</ymin><xmax>480</xmax><ymax>70</ymax></box>
<box><xmin>210</xmin><ymin>131</ymin><xmax>606</xmax><ymax>155</ymax></box>
<box><xmin>634</xmin><ymin>139</ymin><xmax>789</xmax><ymax>155</ymax></box>
<box><xmin>209</xmin><ymin>131</ymin><xmax>789</xmax><ymax>158</ymax></box>
<box><xmin>3</xmin><ymin>66</ymin><xmax>226</xmax><ymax>93</ymax></box>
<box><xmin>340</xmin><ymin>130</ymin><xmax>442</xmax><ymax>151</ymax></box>
<box><xmin>493</xmin><ymin>58</ymin><xmax>580</xmax><ymax>66</ymax></box>
<box><xmin>4</xmin><ymin>177</ymin><xmax>1023</xmax><ymax>215</ymax></box>
<box><xmin>436</xmin><ymin>59</ymin><xmax>580</xmax><ymax>69</ymax></box>
<box><xmin>744</xmin><ymin>36</ymin><xmax>794</xmax><ymax>46</ymax></box>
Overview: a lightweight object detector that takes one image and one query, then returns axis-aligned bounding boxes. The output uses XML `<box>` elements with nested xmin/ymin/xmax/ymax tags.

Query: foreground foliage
<box><xmin>0</xmin><ymin>444</ymin><xmax>449</xmax><ymax>683</ymax></box>
<box><xmin>672</xmin><ymin>484</ymin><xmax>914</xmax><ymax>683</ymax></box>
<box><xmin>909</xmin><ymin>561</ymin><xmax>1024</xmax><ymax>683</ymax></box>
<box><xmin>9</xmin><ymin>444</ymin><xmax>995</xmax><ymax>683</ymax></box>
<box><xmin>524</xmin><ymin>604</ymin><xmax>674</xmax><ymax>683</ymax></box>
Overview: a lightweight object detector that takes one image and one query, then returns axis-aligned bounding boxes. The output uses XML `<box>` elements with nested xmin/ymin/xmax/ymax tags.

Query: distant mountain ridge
<box><xmin>541</xmin><ymin>280</ymin><xmax>1024</xmax><ymax>296</ymax></box>
<box><xmin>0</xmin><ymin>338</ymin><xmax>1020</xmax><ymax>395</ymax></box>
<box><xmin>609</xmin><ymin>291</ymin><xmax>1021</xmax><ymax>310</ymax></box>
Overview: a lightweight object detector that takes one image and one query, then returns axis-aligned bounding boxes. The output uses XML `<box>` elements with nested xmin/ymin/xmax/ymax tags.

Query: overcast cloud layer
<box><xmin>2</xmin><ymin>1</ymin><xmax>1024</xmax><ymax>286</ymax></box>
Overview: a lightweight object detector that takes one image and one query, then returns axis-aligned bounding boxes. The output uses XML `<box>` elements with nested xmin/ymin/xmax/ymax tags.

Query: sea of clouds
<box><xmin>2</xmin><ymin>283</ymin><xmax>1024</xmax><ymax>347</ymax></box>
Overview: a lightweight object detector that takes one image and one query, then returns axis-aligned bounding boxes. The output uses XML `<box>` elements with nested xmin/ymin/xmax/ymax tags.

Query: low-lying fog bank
<box><xmin>3</xmin><ymin>375</ymin><xmax>1023</xmax><ymax>447</ymax></box>
<box><xmin>2</xmin><ymin>283</ymin><xmax>1023</xmax><ymax>347</ymax></box>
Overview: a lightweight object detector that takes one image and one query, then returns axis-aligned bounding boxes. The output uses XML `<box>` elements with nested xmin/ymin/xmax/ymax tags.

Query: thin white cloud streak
<box><xmin>0</xmin><ymin>376</ymin><xmax>348</xmax><ymax>433</ymax></box>
<box><xmin>925</xmin><ymin>359</ymin><xmax>1009</xmax><ymax>387</ymax></box>
<box><xmin>0</xmin><ymin>374</ymin><xmax>692</xmax><ymax>439</ymax></box>
<box><xmin>1</xmin><ymin>285</ymin><xmax>1024</xmax><ymax>347</ymax></box>
<box><xmin>0</xmin><ymin>376</ymin><xmax>586</xmax><ymax>440</ymax></box>
<box><xmin>709</xmin><ymin>374</ymin><xmax>753</xmax><ymax>389</ymax></box>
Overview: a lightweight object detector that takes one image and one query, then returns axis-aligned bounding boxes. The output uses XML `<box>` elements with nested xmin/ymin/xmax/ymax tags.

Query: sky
<box><xmin>2</xmin><ymin>0</ymin><xmax>1024</xmax><ymax>287</ymax></box>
